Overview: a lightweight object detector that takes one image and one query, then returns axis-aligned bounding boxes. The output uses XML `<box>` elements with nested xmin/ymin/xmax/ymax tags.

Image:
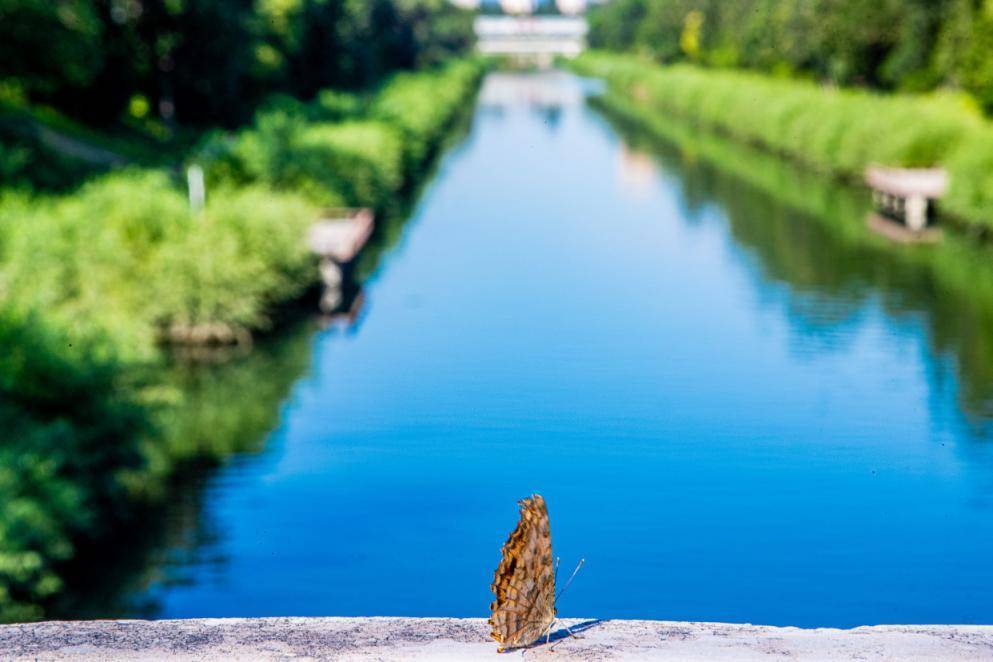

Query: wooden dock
<box><xmin>865</xmin><ymin>166</ymin><xmax>947</xmax><ymax>233</ymax></box>
<box><xmin>308</xmin><ymin>208</ymin><xmax>374</xmax><ymax>313</ymax></box>
<box><xmin>308</xmin><ymin>208</ymin><xmax>374</xmax><ymax>263</ymax></box>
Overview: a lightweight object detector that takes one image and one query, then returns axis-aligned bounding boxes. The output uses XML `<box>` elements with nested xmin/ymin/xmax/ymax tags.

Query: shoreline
<box><xmin>2</xmin><ymin>617</ymin><xmax>992</xmax><ymax>660</ymax></box>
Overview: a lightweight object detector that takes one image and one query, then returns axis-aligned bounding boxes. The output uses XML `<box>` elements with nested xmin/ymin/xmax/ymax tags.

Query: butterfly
<box><xmin>488</xmin><ymin>494</ymin><xmax>584</xmax><ymax>652</ymax></box>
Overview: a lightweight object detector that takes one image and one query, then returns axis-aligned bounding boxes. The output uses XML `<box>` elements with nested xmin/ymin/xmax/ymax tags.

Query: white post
<box><xmin>187</xmin><ymin>165</ymin><xmax>205</xmax><ymax>213</ymax></box>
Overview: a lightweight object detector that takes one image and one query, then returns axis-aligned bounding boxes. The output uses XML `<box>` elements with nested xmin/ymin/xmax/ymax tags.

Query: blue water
<box><xmin>146</xmin><ymin>72</ymin><xmax>993</xmax><ymax>627</ymax></box>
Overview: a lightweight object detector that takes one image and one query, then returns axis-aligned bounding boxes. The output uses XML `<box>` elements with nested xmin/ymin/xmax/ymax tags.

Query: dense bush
<box><xmin>0</xmin><ymin>171</ymin><xmax>318</xmax><ymax>357</ymax></box>
<box><xmin>199</xmin><ymin>59</ymin><xmax>482</xmax><ymax>207</ymax></box>
<box><xmin>370</xmin><ymin>60</ymin><xmax>483</xmax><ymax>169</ymax></box>
<box><xmin>574</xmin><ymin>52</ymin><xmax>993</xmax><ymax>231</ymax></box>
<box><xmin>588</xmin><ymin>0</ymin><xmax>993</xmax><ymax>112</ymax></box>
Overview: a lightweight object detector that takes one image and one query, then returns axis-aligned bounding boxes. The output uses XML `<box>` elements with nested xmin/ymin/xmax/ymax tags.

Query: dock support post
<box><xmin>906</xmin><ymin>194</ymin><xmax>928</xmax><ymax>232</ymax></box>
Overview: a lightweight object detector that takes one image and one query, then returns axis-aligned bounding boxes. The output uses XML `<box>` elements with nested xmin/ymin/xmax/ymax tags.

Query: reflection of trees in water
<box><xmin>0</xmin><ymin>310</ymin><xmax>146</xmax><ymax>622</ymax></box>
<box><xmin>50</xmin><ymin>319</ymin><xmax>318</xmax><ymax>620</ymax></box>
<box><xmin>595</xmin><ymin>94</ymin><xmax>993</xmax><ymax>427</ymax></box>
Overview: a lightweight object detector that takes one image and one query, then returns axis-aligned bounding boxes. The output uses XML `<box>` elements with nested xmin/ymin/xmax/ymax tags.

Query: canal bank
<box><xmin>3</xmin><ymin>617</ymin><xmax>993</xmax><ymax>660</ymax></box>
<box><xmin>572</xmin><ymin>52</ymin><xmax>993</xmax><ymax>237</ymax></box>
<box><xmin>0</xmin><ymin>62</ymin><xmax>484</xmax><ymax>624</ymax></box>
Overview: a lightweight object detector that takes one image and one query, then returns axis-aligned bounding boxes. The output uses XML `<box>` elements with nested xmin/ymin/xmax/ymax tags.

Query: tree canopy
<box><xmin>588</xmin><ymin>0</ymin><xmax>993</xmax><ymax>112</ymax></box>
<box><xmin>0</xmin><ymin>0</ymin><xmax>474</xmax><ymax>127</ymax></box>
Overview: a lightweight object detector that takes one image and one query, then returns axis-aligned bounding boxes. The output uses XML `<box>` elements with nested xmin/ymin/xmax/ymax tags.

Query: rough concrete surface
<box><xmin>2</xmin><ymin>617</ymin><xmax>992</xmax><ymax>661</ymax></box>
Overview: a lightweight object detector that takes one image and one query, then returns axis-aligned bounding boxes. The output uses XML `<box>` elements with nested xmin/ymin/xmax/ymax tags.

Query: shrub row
<box><xmin>0</xmin><ymin>60</ymin><xmax>484</xmax><ymax>358</ymax></box>
<box><xmin>573</xmin><ymin>52</ymin><xmax>993</xmax><ymax>232</ymax></box>
<box><xmin>198</xmin><ymin>59</ymin><xmax>483</xmax><ymax>211</ymax></box>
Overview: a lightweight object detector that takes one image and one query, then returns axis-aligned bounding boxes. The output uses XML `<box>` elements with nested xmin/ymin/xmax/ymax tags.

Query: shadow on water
<box><xmin>591</xmin><ymin>92</ymin><xmax>993</xmax><ymax>434</ymax></box>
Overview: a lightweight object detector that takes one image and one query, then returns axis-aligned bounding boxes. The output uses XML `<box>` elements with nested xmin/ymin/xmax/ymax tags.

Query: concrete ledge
<box><xmin>2</xmin><ymin>617</ymin><xmax>992</xmax><ymax>661</ymax></box>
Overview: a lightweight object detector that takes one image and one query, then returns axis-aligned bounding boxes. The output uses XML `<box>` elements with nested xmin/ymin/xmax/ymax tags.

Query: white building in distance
<box><xmin>500</xmin><ymin>0</ymin><xmax>537</xmax><ymax>14</ymax></box>
<box><xmin>555</xmin><ymin>0</ymin><xmax>587</xmax><ymax>14</ymax></box>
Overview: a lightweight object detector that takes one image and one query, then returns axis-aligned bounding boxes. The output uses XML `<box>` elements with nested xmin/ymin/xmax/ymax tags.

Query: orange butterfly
<box><xmin>488</xmin><ymin>494</ymin><xmax>584</xmax><ymax>652</ymax></box>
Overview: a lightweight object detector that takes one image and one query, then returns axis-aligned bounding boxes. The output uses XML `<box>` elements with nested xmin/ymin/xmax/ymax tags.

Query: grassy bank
<box><xmin>0</xmin><ymin>60</ymin><xmax>484</xmax><ymax>360</ymax></box>
<box><xmin>573</xmin><ymin>52</ymin><xmax>993</xmax><ymax>233</ymax></box>
<box><xmin>0</xmin><ymin>58</ymin><xmax>484</xmax><ymax>622</ymax></box>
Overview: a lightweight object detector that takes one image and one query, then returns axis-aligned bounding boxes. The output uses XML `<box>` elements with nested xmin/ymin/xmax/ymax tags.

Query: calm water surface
<box><xmin>140</xmin><ymin>72</ymin><xmax>993</xmax><ymax>626</ymax></box>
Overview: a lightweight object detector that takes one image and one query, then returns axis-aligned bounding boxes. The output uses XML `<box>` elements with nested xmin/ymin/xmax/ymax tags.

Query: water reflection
<box><xmin>595</xmin><ymin>98</ymin><xmax>993</xmax><ymax>429</ymax></box>
<box><xmin>52</xmin><ymin>320</ymin><xmax>319</xmax><ymax>619</ymax></box>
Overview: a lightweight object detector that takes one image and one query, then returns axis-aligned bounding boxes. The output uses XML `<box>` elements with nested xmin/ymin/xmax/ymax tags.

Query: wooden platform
<box><xmin>307</xmin><ymin>208</ymin><xmax>374</xmax><ymax>263</ymax></box>
<box><xmin>866</xmin><ymin>166</ymin><xmax>948</xmax><ymax>199</ymax></box>
<box><xmin>865</xmin><ymin>166</ymin><xmax>947</xmax><ymax>233</ymax></box>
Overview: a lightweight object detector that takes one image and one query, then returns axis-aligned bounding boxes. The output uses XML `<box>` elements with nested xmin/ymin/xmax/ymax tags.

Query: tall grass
<box><xmin>574</xmin><ymin>52</ymin><xmax>993</xmax><ymax>232</ymax></box>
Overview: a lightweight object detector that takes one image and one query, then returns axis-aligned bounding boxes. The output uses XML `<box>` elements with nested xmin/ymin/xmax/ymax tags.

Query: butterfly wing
<box><xmin>489</xmin><ymin>494</ymin><xmax>556</xmax><ymax>651</ymax></box>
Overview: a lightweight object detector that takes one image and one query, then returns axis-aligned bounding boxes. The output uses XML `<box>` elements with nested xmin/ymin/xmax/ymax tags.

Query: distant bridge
<box><xmin>474</xmin><ymin>16</ymin><xmax>588</xmax><ymax>59</ymax></box>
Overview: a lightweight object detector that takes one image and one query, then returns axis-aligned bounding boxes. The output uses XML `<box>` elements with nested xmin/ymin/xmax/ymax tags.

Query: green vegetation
<box><xmin>588</xmin><ymin>0</ymin><xmax>993</xmax><ymax>112</ymax></box>
<box><xmin>0</xmin><ymin>56</ymin><xmax>484</xmax><ymax>623</ymax></box>
<box><xmin>0</xmin><ymin>0</ymin><xmax>475</xmax><ymax>193</ymax></box>
<box><xmin>0</xmin><ymin>0</ymin><xmax>482</xmax><ymax>627</ymax></box>
<box><xmin>1</xmin><ymin>60</ymin><xmax>483</xmax><ymax>358</ymax></box>
<box><xmin>574</xmin><ymin>52</ymin><xmax>993</xmax><ymax>232</ymax></box>
<box><xmin>199</xmin><ymin>60</ymin><xmax>482</xmax><ymax>211</ymax></box>
<box><xmin>0</xmin><ymin>308</ymin><xmax>144</xmax><ymax>621</ymax></box>
<box><xmin>0</xmin><ymin>0</ymin><xmax>473</xmax><ymax>129</ymax></box>
<box><xmin>0</xmin><ymin>173</ymin><xmax>316</xmax><ymax>359</ymax></box>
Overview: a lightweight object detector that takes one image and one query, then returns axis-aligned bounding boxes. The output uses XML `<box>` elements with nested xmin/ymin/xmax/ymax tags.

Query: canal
<box><xmin>99</xmin><ymin>71</ymin><xmax>993</xmax><ymax>627</ymax></box>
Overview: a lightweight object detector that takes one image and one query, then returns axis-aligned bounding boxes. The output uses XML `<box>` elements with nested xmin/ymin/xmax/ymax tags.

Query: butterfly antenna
<box><xmin>554</xmin><ymin>556</ymin><xmax>561</xmax><ymax>586</ymax></box>
<box><xmin>554</xmin><ymin>558</ymin><xmax>585</xmax><ymax>605</ymax></box>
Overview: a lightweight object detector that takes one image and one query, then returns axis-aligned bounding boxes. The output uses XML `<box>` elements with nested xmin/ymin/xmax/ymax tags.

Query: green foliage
<box><xmin>149</xmin><ymin>187</ymin><xmax>317</xmax><ymax>333</ymax></box>
<box><xmin>0</xmin><ymin>171</ymin><xmax>318</xmax><ymax>355</ymax></box>
<box><xmin>0</xmin><ymin>0</ymin><xmax>474</xmax><ymax>129</ymax></box>
<box><xmin>0</xmin><ymin>0</ymin><xmax>104</xmax><ymax>96</ymax></box>
<box><xmin>0</xmin><ymin>307</ymin><xmax>143</xmax><ymax>622</ymax></box>
<box><xmin>370</xmin><ymin>60</ymin><xmax>483</xmax><ymax>169</ymax></box>
<box><xmin>587</xmin><ymin>0</ymin><xmax>993</xmax><ymax>111</ymax></box>
<box><xmin>0</xmin><ymin>125</ymin><xmax>103</xmax><ymax>192</ymax></box>
<box><xmin>199</xmin><ymin>59</ymin><xmax>483</xmax><ymax>209</ymax></box>
<box><xmin>574</xmin><ymin>52</ymin><xmax>993</xmax><ymax>230</ymax></box>
<box><xmin>0</xmin><ymin>49</ymin><xmax>482</xmax><ymax>625</ymax></box>
<box><xmin>1</xmin><ymin>60</ymin><xmax>483</xmax><ymax>357</ymax></box>
<box><xmin>945</xmin><ymin>129</ymin><xmax>993</xmax><ymax>229</ymax></box>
